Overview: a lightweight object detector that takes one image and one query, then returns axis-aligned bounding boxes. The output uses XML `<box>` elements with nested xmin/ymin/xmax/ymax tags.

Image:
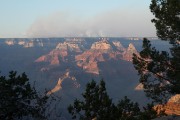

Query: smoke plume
<box><xmin>27</xmin><ymin>9</ymin><xmax>156</xmax><ymax>37</ymax></box>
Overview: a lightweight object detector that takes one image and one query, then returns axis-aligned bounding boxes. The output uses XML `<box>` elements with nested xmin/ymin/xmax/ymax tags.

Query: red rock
<box><xmin>154</xmin><ymin>94</ymin><xmax>180</xmax><ymax>116</ymax></box>
<box><xmin>75</xmin><ymin>41</ymin><xmax>138</xmax><ymax>74</ymax></box>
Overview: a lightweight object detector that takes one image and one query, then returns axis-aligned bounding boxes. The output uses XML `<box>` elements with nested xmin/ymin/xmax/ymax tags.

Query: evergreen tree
<box><xmin>133</xmin><ymin>0</ymin><xmax>180</xmax><ymax>103</ymax></box>
<box><xmin>68</xmin><ymin>80</ymin><xmax>157</xmax><ymax>120</ymax></box>
<box><xmin>116</xmin><ymin>96</ymin><xmax>140</xmax><ymax>120</ymax></box>
<box><xmin>68</xmin><ymin>80</ymin><xmax>116</xmax><ymax>120</ymax></box>
<box><xmin>0</xmin><ymin>71</ymin><xmax>49</xmax><ymax>120</ymax></box>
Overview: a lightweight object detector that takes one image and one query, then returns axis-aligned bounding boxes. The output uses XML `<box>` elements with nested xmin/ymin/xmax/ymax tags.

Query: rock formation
<box><xmin>135</xmin><ymin>83</ymin><xmax>144</xmax><ymax>91</ymax></box>
<box><xmin>35</xmin><ymin>39</ymin><xmax>139</xmax><ymax>74</ymax></box>
<box><xmin>75</xmin><ymin>40</ymin><xmax>117</xmax><ymax>74</ymax></box>
<box><xmin>47</xmin><ymin>70</ymin><xmax>80</xmax><ymax>95</ymax></box>
<box><xmin>75</xmin><ymin>40</ymin><xmax>138</xmax><ymax>74</ymax></box>
<box><xmin>35</xmin><ymin>41</ymin><xmax>81</xmax><ymax>66</ymax></box>
<box><xmin>112</xmin><ymin>41</ymin><xmax>125</xmax><ymax>51</ymax></box>
<box><xmin>90</xmin><ymin>40</ymin><xmax>112</xmax><ymax>51</ymax></box>
<box><xmin>5</xmin><ymin>40</ymin><xmax>15</xmax><ymax>45</ymax></box>
<box><xmin>154</xmin><ymin>94</ymin><xmax>180</xmax><ymax>116</ymax></box>
<box><xmin>35</xmin><ymin>49</ymin><xmax>68</xmax><ymax>65</ymax></box>
<box><xmin>5</xmin><ymin>39</ymin><xmax>44</xmax><ymax>47</ymax></box>
<box><xmin>122</xmin><ymin>43</ymin><xmax>138</xmax><ymax>61</ymax></box>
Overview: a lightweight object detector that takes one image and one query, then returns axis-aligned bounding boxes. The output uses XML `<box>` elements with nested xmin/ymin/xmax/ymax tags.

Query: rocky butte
<box><xmin>35</xmin><ymin>38</ymin><xmax>139</xmax><ymax>74</ymax></box>
<box><xmin>35</xmin><ymin>41</ymin><xmax>82</xmax><ymax>66</ymax></box>
<box><xmin>5</xmin><ymin>39</ymin><xmax>44</xmax><ymax>48</ymax></box>
<box><xmin>76</xmin><ymin>39</ymin><xmax>138</xmax><ymax>74</ymax></box>
<box><xmin>75</xmin><ymin>40</ymin><xmax>113</xmax><ymax>74</ymax></box>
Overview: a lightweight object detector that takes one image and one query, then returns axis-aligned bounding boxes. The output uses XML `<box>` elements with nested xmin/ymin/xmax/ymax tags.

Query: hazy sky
<box><xmin>0</xmin><ymin>0</ymin><xmax>156</xmax><ymax>38</ymax></box>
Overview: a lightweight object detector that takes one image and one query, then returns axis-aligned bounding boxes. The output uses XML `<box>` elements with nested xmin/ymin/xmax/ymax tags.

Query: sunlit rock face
<box><xmin>76</xmin><ymin>40</ymin><xmax>111</xmax><ymax>74</ymax></box>
<box><xmin>165</xmin><ymin>94</ymin><xmax>180</xmax><ymax>115</ymax></box>
<box><xmin>75</xmin><ymin>40</ymin><xmax>138</xmax><ymax>74</ymax></box>
<box><xmin>35</xmin><ymin>39</ymin><xmax>139</xmax><ymax>74</ymax></box>
<box><xmin>35</xmin><ymin>41</ymin><xmax>81</xmax><ymax>66</ymax></box>
<box><xmin>5</xmin><ymin>39</ymin><xmax>44</xmax><ymax>47</ymax></box>
<box><xmin>18</xmin><ymin>40</ymin><xmax>26</xmax><ymax>45</ymax></box>
<box><xmin>76</xmin><ymin>40</ymin><xmax>118</xmax><ymax>74</ymax></box>
<box><xmin>35</xmin><ymin>49</ymin><xmax>68</xmax><ymax>65</ymax></box>
<box><xmin>112</xmin><ymin>41</ymin><xmax>125</xmax><ymax>51</ymax></box>
<box><xmin>90</xmin><ymin>40</ymin><xmax>112</xmax><ymax>51</ymax></box>
<box><xmin>134</xmin><ymin>83</ymin><xmax>144</xmax><ymax>91</ymax></box>
<box><xmin>47</xmin><ymin>70</ymin><xmax>80</xmax><ymax>95</ymax></box>
<box><xmin>154</xmin><ymin>94</ymin><xmax>180</xmax><ymax>116</ymax></box>
<box><xmin>168</xmin><ymin>94</ymin><xmax>180</xmax><ymax>104</ymax></box>
<box><xmin>56</xmin><ymin>42</ymin><xmax>81</xmax><ymax>52</ymax></box>
<box><xmin>5</xmin><ymin>40</ymin><xmax>15</xmax><ymax>45</ymax></box>
<box><xmin>122</xmin><ymin>43</ymin><xmax>138</xmax><ymax>61</ymax></box>
<box><xmin>75</xmin><ymin>51</ymin><xmax>105</xmax><ymax>74</ymax></box>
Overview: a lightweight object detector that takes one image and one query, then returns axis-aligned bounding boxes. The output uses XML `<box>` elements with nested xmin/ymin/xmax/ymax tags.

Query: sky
<box><xmin>0</xmin><ymin>0</ymin><xmax>156</xmax><ymax>38</ymax></box>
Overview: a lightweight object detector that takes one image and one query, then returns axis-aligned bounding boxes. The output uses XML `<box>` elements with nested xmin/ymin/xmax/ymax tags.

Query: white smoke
<box><xmin>26</xmin><ymin>9</ymin><xmax>156</xmax><ymax>37</ymax></box>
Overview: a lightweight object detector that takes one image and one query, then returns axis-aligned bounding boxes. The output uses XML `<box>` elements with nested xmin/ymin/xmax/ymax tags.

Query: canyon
<box><xmin>1</xmin><ymin>37</ymin><xmax>175</xmax><ymax>118</ymax></box>
<box><xmin>35</xmin><ymin>38</ymin><xmax>138</xmax><ymax>75</ymax></box>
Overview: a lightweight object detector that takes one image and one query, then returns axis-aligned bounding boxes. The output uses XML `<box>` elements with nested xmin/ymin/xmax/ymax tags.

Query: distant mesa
<box><xmin>76</xmin><ymin>40</ymin><xmax>113</xmax><ymax>74</ymax></box>
<box><xmin>35</xmin><ymin>41</ymin><xmax>82</xmax><ymax>66</ymax></box>
<box><xmin>56</xmin><ymin>42</ymin><xmax>81</xmax><ymax>52</ymax></box>
<box><xmin>35</xmin><ymin>49</ymin><xmax>67</xmax><ymax>65</ymax></box>
<box><xmin>75</xmin><ymin>39</ymin><xmax>138</xmax><ymax>74</ymax></box>
<box><xmin>5</xmin><ymin>39</ymin><xmax>44</xmax><ymax>48</ymax></box>
<box><xmin>90</xmin><ymin>39</ymin><xmax>112</xmax><ymax>51</ymax></box>
<box><xmin>125</xmin><ymin>37</ymin><xmax>158</xmax><ymax>40</ymax></box>
<box><xmin>35</xmin><ymin>38</ymin><xmax>139</xmax><ymax>74</ymax></box>
<box><xmin>5</xmin><ymin>40</ymin><xmax>15</xmax><ymax>45</ymax></box>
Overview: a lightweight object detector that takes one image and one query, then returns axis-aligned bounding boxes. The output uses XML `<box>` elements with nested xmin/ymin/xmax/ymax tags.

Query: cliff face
<box><xmin>35</xmin><ymin>49</ymin><xmax>68</xmax><ymax>65</ymax></box>
<box><xmin>90</xmin><ymin>40</ymin><xmax>112</xmax><ymax>51</ymax></box>
<box><xmin>56</xmin><ymin>42</ymin><xmax>81</xmax><ymax>52</ymax></box>
<box><xmin>154</xmin><ymin>94</ymin><xmax>180</xmax><ymax>116</ymax></box>
<box><xmin>122</xmin><ymin>43</ymin><xmax>138</xmax><ymax>61</ymax></box>
<box><xmin>47</xmin><ymin>70</ymin><xmax>80</xmax><ymax>95</ymax></box>
<box><xmin>75</xmin><ymin>40</ymin><xmax>138</xmax><ymax>74</ymax></box>
<box><xmin>165</xmin><ymin>94</ymin><xmax>180</xmax><ymax>115</ymax></box>
<box><xmin>112</xmin><ymin>41</ymin><xmax>125</xmax><ymax>51</ymax></box>
<box><xmin>35</xmin><ymin>39</ymin><xmax>139</xmax><ymax>74</ymax></box>
<box><xmin>76</xmin><ymin>40</ymin><xmax>108</xmax><ymax>74</ymax></box>
<box><xmin>35</xmin><ymin>41</ymin><xmax>81</xmax><ymax>66</ymax></box>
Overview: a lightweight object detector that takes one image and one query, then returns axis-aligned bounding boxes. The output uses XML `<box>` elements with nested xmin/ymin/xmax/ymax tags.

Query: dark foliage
<box><xmin>68</xmin><ymin>80</ymin><xmax>157</xmax><ymax>120</ymax></box>
<box><xmin>0</xmin><ymin>71</ymin><xmax>48</xmax><ymax>120</ymax></box>
<box><xmin>150</xmin><ymin>0</ymin><xmax>180</xmax><ymax>42</ymax></box>
<box><xmin>133</xmin><ymin>0</ymin><xmax>180</xmax><ymax>103</ymax></box>
<box><xmin>68</xmin><ymin>80</ymin><xmax>116</xmax><ymax>120</ymax></box>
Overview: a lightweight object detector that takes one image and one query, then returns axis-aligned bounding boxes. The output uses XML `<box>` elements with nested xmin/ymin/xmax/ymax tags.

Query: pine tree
<box><xmin>116</xmin><ymin>96</ymin><xmax>140</xmax><ymax>120</ymax></box>
<box><xmin>0</xmin><ymin>71</ymin><xmax>48</xmax><ymax>120</ymax></box>
<box><xmin>133</xmin><ymin>0</ymin><xmax>180</xmax><ymax>103</ymax></box>
<box><xmin>68</xmin><ymin>80</ymin><xmax>157</xmax><ymax>120</ymax></box>
<box><xmin>68</xmin><ymin>80</ymin><xmax>116</xmax><ymax>120</ymax></box>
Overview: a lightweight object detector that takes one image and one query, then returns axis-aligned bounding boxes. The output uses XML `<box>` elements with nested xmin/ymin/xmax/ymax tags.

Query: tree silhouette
<box><xmin>0</xmin><ymin>71</ymin><xmax>50</xmax><ymax>120</ymax></box>
<box><xmin>68</xmin><ymin>80</ymin><xmax>116</xmax><ymax>120</ymax></box>
<box><xmin>68</xmin><ymin>80</ymin><xmax>157</xmax><ymax>120</ymax></box>
<box><xmin>133</xmin><ymin>0</ymin><xmax>180</xmax><ymax>103</ymax></box>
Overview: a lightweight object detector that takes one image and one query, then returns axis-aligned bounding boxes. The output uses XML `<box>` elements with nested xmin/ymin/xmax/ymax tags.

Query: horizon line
<box><xmin>0</xmin><ymin>36</ymin><xmax>158</xmax><ymax>39</ymax></box>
